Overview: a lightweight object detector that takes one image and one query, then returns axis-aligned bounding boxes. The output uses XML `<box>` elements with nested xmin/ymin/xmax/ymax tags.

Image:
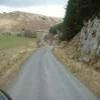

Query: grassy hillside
<box><xmin>0</xmin><ymin>35</ymin><xmax>33</xmax><ymax>48</ymax></box>
<box><xmin>0</xmin><ymin>11</ymin><xmax>61</xmax><ymax>88</ymax></box>
<box><xmin>0</xmin><ymin>11</ymin><xmax>60</xmax><ymax>35</ymax></box>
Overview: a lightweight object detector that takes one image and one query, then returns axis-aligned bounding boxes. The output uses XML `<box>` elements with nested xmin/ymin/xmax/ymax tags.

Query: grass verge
<box><xmin>54</xmin><ymin>36</ymin><xmax>100</xmax><ymax>97</ymax></box>
<box><xmin>0</xmin><ymin>35</ymin><xmax>37</xmax><ymax>88</ymax></box>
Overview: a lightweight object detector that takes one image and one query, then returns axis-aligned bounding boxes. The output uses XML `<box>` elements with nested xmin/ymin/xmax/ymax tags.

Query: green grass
<box><xmin>0</xmin><ymin>35</ymin><xmax>34</xmax><ymax>49</ymax></box>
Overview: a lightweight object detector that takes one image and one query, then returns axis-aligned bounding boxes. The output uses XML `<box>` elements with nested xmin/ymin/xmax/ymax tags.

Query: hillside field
<box><xmin>0</xmin><ymin>34</ymin><xmax>37</xmax><ymax>87</ymax></box>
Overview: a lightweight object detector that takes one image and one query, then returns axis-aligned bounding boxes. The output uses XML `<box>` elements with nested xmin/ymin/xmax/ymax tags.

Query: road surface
<box><xmin>6</xmin><ymin>47</ymin><xmax>98</xmax><ymax>100</ymax></box>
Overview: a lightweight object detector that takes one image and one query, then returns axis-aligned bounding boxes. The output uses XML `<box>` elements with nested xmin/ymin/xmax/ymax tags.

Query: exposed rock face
<box><xmin>80</xmin><ymin>16</ymin><xmax>100</xmax><ymax>62</ymax></box>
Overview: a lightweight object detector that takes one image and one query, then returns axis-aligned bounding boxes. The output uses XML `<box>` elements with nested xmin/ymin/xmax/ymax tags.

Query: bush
<box><xmin>49</xmin><ymin>23</ymin><xmax>63</xmax><ymax>35</ymax></box>
<box><xmin>24</xmin><ymin>30</ymin><xmax>37</xmax><ymax>38</ymax></box>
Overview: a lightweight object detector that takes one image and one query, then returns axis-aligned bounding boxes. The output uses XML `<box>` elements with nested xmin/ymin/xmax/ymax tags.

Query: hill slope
<box><xmin>0</xmin><ymin>11</ymin><xmax>60</xmax><ymax>34</ymax></box>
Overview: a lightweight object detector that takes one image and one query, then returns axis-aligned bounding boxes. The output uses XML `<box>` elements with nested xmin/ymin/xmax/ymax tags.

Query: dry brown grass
<box><xmin>0</xmin><ymin>11</ymin><xmax>60</xmax><ymax>34</ymax></box>
<box><xmin>54</xmin><ymin>35</ymin><xmax>100</xmax><ymax>97</ymax></box>
<box><xmin>0</xmin><ymin>39</ymin><xmax>37</xmax><ymax>88</ymax></box>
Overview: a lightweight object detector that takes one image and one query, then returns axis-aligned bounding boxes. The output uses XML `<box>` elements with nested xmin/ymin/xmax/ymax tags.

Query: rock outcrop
<box><xmin>80</xmin><ymin>16</ymin><xmax>100</xmax><ymax>62</ymax></box>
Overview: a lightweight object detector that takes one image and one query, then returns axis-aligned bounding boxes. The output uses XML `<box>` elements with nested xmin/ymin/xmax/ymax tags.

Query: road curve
<box><xmin>6</xmin><ymin>47</ymin><xmax>98</xmax><ymax>100</ymax></box>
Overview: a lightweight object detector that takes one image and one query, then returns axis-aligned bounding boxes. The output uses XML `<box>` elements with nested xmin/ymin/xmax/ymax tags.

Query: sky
<box><xmin>0</xmin><ymin>0</ymin><xmax>68</xmax><ymax>17</ymax></box>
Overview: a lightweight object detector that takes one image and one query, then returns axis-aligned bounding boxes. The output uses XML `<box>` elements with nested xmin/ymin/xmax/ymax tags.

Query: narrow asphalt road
<box><xmin>6</xmin><ymin>47</ymin><xmax>98</xmax><ymax>100</ymax></box>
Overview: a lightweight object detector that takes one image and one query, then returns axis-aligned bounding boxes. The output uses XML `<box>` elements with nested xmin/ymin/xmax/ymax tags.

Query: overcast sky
<box><xmin>0</xmin><ymin>0</ymin><xmax>68</xmax><ymax>17</ymax></box>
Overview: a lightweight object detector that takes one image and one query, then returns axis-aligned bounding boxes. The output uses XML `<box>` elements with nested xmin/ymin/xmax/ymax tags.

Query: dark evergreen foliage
<box><xmin>62</xmin><ymin>0</ymin><xmax>100</xmax><ymax>40</ymax></box>
<box><xmin>49</xmin><ymin>23</ymin><xmax>63</xmax><ymax>35</ymax></box>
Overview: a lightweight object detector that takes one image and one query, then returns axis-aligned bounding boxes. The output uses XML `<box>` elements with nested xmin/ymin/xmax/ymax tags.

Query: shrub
<box><xmin>49</xmin><ymin>23</ymin><xmax>63</xmax><ymax>35</ymax></box>
<box><xmin>24</xmin><ymin>30</ymin><xmax>37</xmax><ymax>38</ymax></box>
